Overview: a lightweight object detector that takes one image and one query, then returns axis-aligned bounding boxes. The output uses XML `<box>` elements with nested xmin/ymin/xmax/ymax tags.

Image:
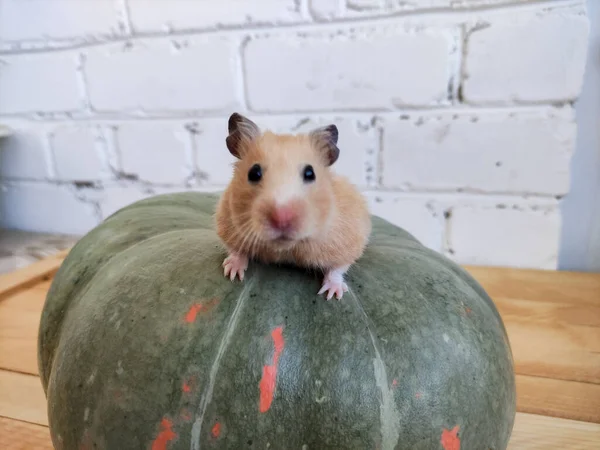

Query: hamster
<box><xmin>215</xmin><ymin>112</ymin><xmax>371</xmax><ymax>300</ymax></box>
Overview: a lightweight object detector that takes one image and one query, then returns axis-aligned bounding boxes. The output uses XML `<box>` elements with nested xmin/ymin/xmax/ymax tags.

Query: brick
<box><xmin>128</xmin><ymin>0</ymin><xmax>302</xmax><ymax>33</ymax></box>
<box><xmin>0</xmin><ymin>53</ymin><xmax>82</xmax><ymax>114</ymax></box>
<box><xmin>187</xmin><ymin>119</ymin><xmax>236</xmax><ymax>186</ymax></box>
<box><xmin>0</xmin><ymin>0</ymin><xmax>122</xmax><ymax>42</ymax></box>
<box><xmin>116</xmin><ymin>123</ymin><xmax>191</xmax><ymax>184</ymax></box>
<box><xmin>0</xmin><ymin>183</ymin><xmax>98</xmax><ymax>234</ymax></box>
<box><xmin>447</xmin><ymin>202</ymin><xmax>560</xmax><ymax>269</ymax></box>
<box><xmin>365</xmin><ymin>193</ymin><xmax>444</xmax><ymax>251</ymax></box>
<box><xmin>463</xmin><ymin>10</ymin><xmax>590</xmax><ymax>104</ymax></box>
<box><xmin>96</xmin><ymin>185</ymin><xmax>151</xmax><ymax>218</ymax></box>
<box><xmin>309</xmin><ymin>0</ymin><xmax>343</xmax><ymax>20</ymax></box>
<box><xmin>244</xmin><ymin>27</ymin><xmax>453</xmax><ymax>111</ymax></box>
<box><xmin>85</xmin><ymin>39</ymin><xmax>238</xmax><ymax>112</ymax></box>
<box><xmin>346</xmin><ymin>0</ymin><xmax>530</xmax><ymax>13</ymax></box>
<box><xmin>381</xmin><ymin>108</ymin><xmax>576</xmax><ymax>195</ymax></box>
<box><xmin>0</xmin><ymin>126</ymin><xmax>48</xmax><ymax>179</ymax></box>
<box><xmin>50</xmin><ymin>126</ymin><xmax>108</xmax><ymax>181</ymax></box>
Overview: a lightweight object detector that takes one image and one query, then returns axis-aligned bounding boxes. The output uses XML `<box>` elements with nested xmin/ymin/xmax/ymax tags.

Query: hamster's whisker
<box><xmin>236</xmin><ymin>220</ymin><xmax>256</xmax><ymax>254</ymax></box>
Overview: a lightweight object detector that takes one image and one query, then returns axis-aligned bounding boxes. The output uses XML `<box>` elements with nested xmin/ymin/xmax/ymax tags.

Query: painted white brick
<box><xmin>310</xmin><ymin>0</ymin><xmax>344</xmax><ymax>20</ymax></box>
<box><xmin>381</xmin><ymin>108</ymin><xmax>576</xmax><ymax>195</ymax></box>
<box><xmin>0</xmin><ymin>53</ymin><xmax>82</xmax><ymax>114</ymax></box>
<box><xmin>345</xmin><ymin>0</ymin><xmax>531</xmax><ymax>17</ymax></box>
<box><xmin>95</xmin><ymin>185</ymin><xmax>226</xmax><ymax>219</ymax></box>
<box><xmin>448</xmin><ymin>203</ymin><xmax>560</xmax><ymax>269</ymax></box>
<box><xmin>0</xmin><ymin>126</ymin><xmax>48</xmax><ymax>179</ymax></box>
<box><xmin>244</xmin><ymin>27</ymin><xmax>453</xmax><ymax>111</ymax></box>
<box><xmin>50</xmin><ymin>126</ymin><xmax>107</xmax><ymax>181</ymax></box>
<box><xmin>0</xmin><ymin>0</ymin><xmax>122</xmax><ymax>42</ymax></box>
<box><xmin>0</xmin><ymin>183</ymin><xmax>98</xmax><ymax>234</ymax></box>
<box><xmin>116</xmin><ymin>123</ymin><xmax>191</xmax><ymax>184</ymax></box>
<box><xmin>85</xmin><ymin>39</ymin><xmax>239</xmax><ymax>112</ymax></box>
<box><xmin>348</xmin><ymin>0</ymin><xmax>529</xmax><ymax>9</ymax></box>
<box><xmin>346</xmin><ymin>0</ymin><xmax>383</xmax><ymax>10</ymax></box>
<box><xmin>365</xmin><ymin>193</ymin><xmax>444</xmax><ymax>251</ymax></box>
<box><xmin>128</xmin><ymin>0</ymin><xmax>303</xmax><ymax>32</ymax></box>
<box><xmin>463</xmin><ymin>10</ymin><xmax>590</xmax><ymax>104</ymax></box>
<box><xmin>187</xmin><ymin>120</ymin><xmax>235</xmax><ymax>186</ymax></box>
<box><xmin>96</xmin><ymin>185</ymin><xmax>152</xmax><ymax>218</ymax></box>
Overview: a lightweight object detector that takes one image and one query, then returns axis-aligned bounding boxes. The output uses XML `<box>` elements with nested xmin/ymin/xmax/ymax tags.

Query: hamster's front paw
<box><xmin>318</xmin><ymin>279</ymin><xmax>348</xmax><ymax>300</ymax></box>
<box><xmin>318</xmin><ymin>266</ymin><xmax>349</xmax><ymax>300</ymax></box>
<box><xmin>223</xmin><ymin>252</ymin><xmax>249</xmax><ymax>281</ymax></box>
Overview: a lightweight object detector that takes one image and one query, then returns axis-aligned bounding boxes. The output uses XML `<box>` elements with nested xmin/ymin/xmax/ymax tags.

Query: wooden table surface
<box><xmin>0</xmin><ymin>252</ymin><xmax>599</xmax><ymax>449</ymax></box>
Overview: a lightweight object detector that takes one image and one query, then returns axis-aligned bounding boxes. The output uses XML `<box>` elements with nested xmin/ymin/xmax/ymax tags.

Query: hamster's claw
<box><xmin>318</xmin><ymin>279</ymin><xmax>348</xmax><ymax>300</ymax></box>
<box><xmin>223</xmin><ymin>253</ymin><xmax>248</xmax><ymax>282</ymax></box>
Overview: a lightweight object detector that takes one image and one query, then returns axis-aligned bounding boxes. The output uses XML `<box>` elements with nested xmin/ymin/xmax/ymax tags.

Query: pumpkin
<box><xmin>38</xmin><ymin>192</ymin><xmax>516</xmax><ymax>450</ymax></box>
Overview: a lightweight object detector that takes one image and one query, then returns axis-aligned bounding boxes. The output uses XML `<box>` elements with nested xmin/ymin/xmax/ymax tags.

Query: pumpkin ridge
<box><xmin>190</xmin><ymin>275</ymin><xmax>258</xmax><ymax>449</ymax></box>
<box><xmin>103</xmin><ymin>192</ymin><xmax>221</xmax><ymax>222</ymax></box>
<box><xmin>38</xmin><ymin>227</ymin><xmax>217</xmax><ymax>390</ymax></box>
<box><xmin>347</xmin><ymin>288</ymin><xmax>401</xmax><ymax>450</ymax></box>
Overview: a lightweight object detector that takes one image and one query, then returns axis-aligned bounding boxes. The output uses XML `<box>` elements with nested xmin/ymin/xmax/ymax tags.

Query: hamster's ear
<box><xmin>309</xmin><ymin>124</ymin><xmax>339</xmax><ymax>166</ymax></box>
<box><xmin>226</xmin><ymin>112</ymin><xmax>260</xmax><ymax>158</ymax></box>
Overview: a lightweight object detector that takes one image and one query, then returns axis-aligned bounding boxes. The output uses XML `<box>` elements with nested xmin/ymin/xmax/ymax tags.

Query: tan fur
<box><xmin>215</xmin><ymin>128</ymin><xmax>371</xmax><ymax>272</ymax></box>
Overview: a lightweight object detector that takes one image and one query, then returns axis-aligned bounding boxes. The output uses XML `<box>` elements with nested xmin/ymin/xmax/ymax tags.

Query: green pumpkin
<box><xmin>38</xmin><ymin>192</ymin><xmax>516</xmax><ymax>450</ymax></box>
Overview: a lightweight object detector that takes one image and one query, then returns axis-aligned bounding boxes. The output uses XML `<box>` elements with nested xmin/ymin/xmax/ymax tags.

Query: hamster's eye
<box><xmin>303</xmin><ymin>165</ymin><xmax>315</xmax><ymax>183</ymax></box>
<box><xmin>248</xmin><ymin>164</ymin><xmax>262</xmax><ymax>183</ymax></box>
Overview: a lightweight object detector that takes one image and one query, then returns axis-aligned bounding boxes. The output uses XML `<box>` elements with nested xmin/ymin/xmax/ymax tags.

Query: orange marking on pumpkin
<box><xmin>185</xmin><ymin>298</ymin><xmax>220</xmax><ymax>323</ymax></box>
<box><xmin>182</xmin><ymin>375</ymin><xmax>197</xmax><ymax>393</ymax></box>
<box><xmin>259</xmin><ymin>326</ymin><xmax>285</xmax><ymax>413</ymax></box>
<box><xmin>441</xmin><ymin>426</ymin><xmax>460</xmax><ymax>450</ymax></box>
<box><xmin>185</xmin><ymin>304</ymin><xmax>204</xmax><ymax>323</ymax></box>
<box><xmin>465</xmin><ymin>307</ymin><xmax>472</xmax><ymax>314</ymax></box>
<box><xmin>152</xmin><ymin>418</ymin><xmax>177</xmax><ymax>450</ymax></box>
<box><xmin>211</xmin><ymin>422</ymin><xmax>221</xmax><ymax>438</ymax></box>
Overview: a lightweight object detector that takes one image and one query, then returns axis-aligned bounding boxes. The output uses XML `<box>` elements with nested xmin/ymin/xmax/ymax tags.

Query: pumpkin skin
<box><xmin>38</xmin><ymin>192</ymin><xmax>516</xmax><ymax>450</ymax></box>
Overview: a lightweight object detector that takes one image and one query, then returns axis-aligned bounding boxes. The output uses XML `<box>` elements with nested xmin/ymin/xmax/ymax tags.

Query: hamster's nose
<box><xmin>269</xmin><ymin>205</ymin><xmax>298</xmax><ymax>232</ymax></box>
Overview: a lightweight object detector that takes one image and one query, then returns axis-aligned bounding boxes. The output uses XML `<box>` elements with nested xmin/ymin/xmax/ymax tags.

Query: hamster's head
<box><xmin>224</xmin><ymin>112</ymin><xmax>340</xmax><ymax>251</ymax></box>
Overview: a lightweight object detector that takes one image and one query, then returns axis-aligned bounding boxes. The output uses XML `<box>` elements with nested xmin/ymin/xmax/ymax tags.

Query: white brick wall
<box><xmin>0</xmin><ymin>182</ymin><xmax>99</xmax><ymax>235</ymax></box>
<box><xmin>445</xmin><ymin>199</ymin><xmax>561</xmax><ymax>269</ymax></box>
<box><xmin>0</xmin><ymin>0</ymin><xmax>124</xmax><ymax>43</ymax></box>
<box><xmin>244</xmin><ymin>26</ymin><xmax>455</xmax><ymax>111</ymax></box>
<box><xmin>0</xmin><ymin>53</ymin><xmax>83</xmax><ymax>114</ymax></box>
<box><xmin>0</xmin><ymin>0</ymin><xmax>590</xmax><ymax>270</ymax></box>
<box><xmin>116</xmin><ymin>122</ymin><xmax>192</xmax><ymax>184</ymax></box>
<box><xmin>127</xmin><ymin>0</ymin><xmax>304</xmax><ymax>33</ymax></box>
<box><xmin>462</xmin><ymin>11</ymin><xmax>590</xmax><ymax>104</ymax></box>
<box><xmin>381</xmin><ymin>108</ymin><xmax>576</xmax><ymax>195</ymax></box>
<box><xmin>84</xmin><ymin>38</ymin><xmax>239</xmax><ymax>112</ymax></box>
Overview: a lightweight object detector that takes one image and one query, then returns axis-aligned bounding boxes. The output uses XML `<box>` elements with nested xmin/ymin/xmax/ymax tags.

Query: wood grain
<box><xmin>0</xmin><ymin>370</ymin><xmax>48</xmax><ymax>426</ymax></box>
<box><xmin>0</xmin><ymin>288</ymin><xmax>47</xmax><ymax>375</ymax></box>
<box><xmin>516</xmin><ymin>374</ymin><xmax>600</xmax><ymax>424</ymax></box>
<box><xmin>0</xmin><ymin>249</ymin><xmax>68</xmax><ymax>301</ymax></box>
<box><xmin>496</xmin><ymin>294</ymin><xmax>600</xmax><ymax>384</ymax></box>
<box><xmin>0</xmin><ymin>417</ymin><xmax>53</xmax><ymax>450</ymax></box>
<box><xmin>509</xmin><ymin>412</ymin><xmax>600</xmax><ymax>449</ymax></box>
<box><xmin>465</xmin><ymin>266</ymin><xmax>600</xmax><ymax>385</ymax></box>
<box><xmin>465</xmin><ymin>266</ymin><xmax>600</xmax><ymax>308</ymax></box>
